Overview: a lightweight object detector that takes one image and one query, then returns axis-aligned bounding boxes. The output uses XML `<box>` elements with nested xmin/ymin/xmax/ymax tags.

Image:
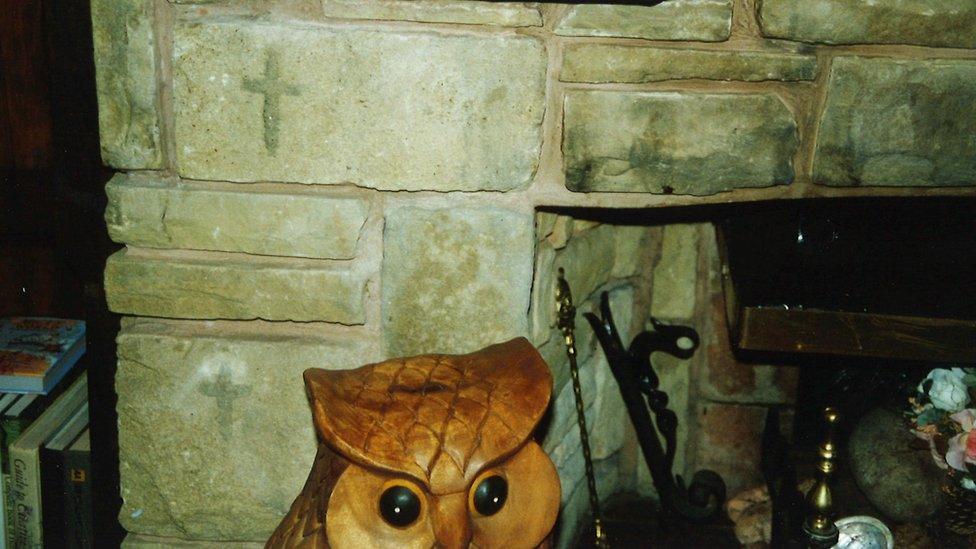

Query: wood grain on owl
<box><xmin>267</xmin><ymin>337</ymin><xmax>561</xmax><ymax>549</ymax></box>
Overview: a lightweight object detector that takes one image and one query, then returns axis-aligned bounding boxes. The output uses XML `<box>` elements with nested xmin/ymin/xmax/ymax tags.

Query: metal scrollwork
<box><xmin>584</xmin><ymin>292</ymin><xmax>726</xmax><ymax>522</ymax></box>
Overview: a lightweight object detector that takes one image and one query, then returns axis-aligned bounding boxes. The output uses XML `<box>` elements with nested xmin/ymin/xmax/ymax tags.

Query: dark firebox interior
<box><xmin>548</xmin><ymin>199</ymin><xmax>976</xmax><ymax>547</ymax></box>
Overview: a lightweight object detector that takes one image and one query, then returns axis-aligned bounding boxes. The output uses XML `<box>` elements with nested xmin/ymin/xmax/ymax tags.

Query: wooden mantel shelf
<box><xmin>733</xmin><ymin>307</ymin><xmax>976</xmax><ymax>363</ymax></box>
<box><xmin>718</xmin><ymin>197</ymin><xmax>976</xmax><ymax>365</ymax></box>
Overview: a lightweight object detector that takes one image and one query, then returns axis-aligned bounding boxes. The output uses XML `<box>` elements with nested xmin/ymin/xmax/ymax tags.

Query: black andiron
<box><xmin>584</xmin><ymin>291</ymin><xmax>727</xmax><ymax>522</ymax></box>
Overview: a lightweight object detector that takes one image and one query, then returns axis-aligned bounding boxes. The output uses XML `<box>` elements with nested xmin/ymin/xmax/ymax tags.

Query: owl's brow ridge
<box><xmin>463</xmin><ymin>379</ymin><xmax>496</xmax><ymax>471</ymax></box>
<box><xmin>426</xmin><ymin>359</ymin><xmax>468</xmax><ymax>479</ymax></box>
<box><xmin>359</xmin><ymin>360</ymin><xmax>408</xmax><ymax>455</ymax></box>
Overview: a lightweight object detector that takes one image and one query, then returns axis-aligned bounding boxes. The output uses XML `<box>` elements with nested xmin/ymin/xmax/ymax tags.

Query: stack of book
<box><xmin>0</xmin><ymin>318</ymin><xmax>90</xmax><ymax>548</ymax></box>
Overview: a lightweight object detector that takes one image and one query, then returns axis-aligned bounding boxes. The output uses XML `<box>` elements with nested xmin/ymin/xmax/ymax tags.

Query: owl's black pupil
<box><xmin>473</xmin><ymin>475</ymin><xmax>507</xmax><ymax>516</ymax></box>
<box><xmin>379</xmin><ymin>485</ymin><xmax>421</xmax><ymax>527</ymax></box>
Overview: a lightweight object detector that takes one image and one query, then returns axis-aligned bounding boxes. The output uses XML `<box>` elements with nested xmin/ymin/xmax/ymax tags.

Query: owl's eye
<box><xmin>379</xmin><ymin>485</ymin><xmax>421</xmax><ymax>528</ymax></box>
<box><xmin>472</xmin><ymin>475</ymin><xmax>507</xmax><ymax>516</ymax></box>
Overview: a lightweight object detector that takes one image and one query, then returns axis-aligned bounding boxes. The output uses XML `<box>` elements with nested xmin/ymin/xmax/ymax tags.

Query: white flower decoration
<box><xmin>921</xmin><ymin>368</ymin><xmax>971</xmax><ymax>413</ymax></box>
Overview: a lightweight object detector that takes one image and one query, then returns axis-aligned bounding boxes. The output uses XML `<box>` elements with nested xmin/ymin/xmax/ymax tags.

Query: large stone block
<box><xmin>116</xmin><ymin>322</ymin><xmax>379</xmax><ymax>540</ymax></box>
<box><xmin>105</xmin><ymin>174</ymin><xmax>367</xmax><ymax>259</ymax></box>
<box><xmin>104</xmin><ymin>249</ymin><xmax>367</xmax><ymax>323</ymax></box>
<box><xmin>321</xmin><ymin>0</ymin><xmax>542</xmax><ymax>27</ymax></box>
<box><xmin>173</xmin><ymin>20</ymin><xmax>546</xmax><ymax>191</ymax></box>
<box><xmin>382</xmin><ymin>206</ymin><xmax>534</xmax><ymax>356</ymax></box>
<box><xmin>759</xmin><ymin>0</ymin><xmax>976</xmax><ymax>49</ymax></box>
<box><xmin>561</xmin><ymin>44</ymin><xmax>817</xmax><ymax>84</ymax></box>
<box><xmin>813</xmin><ymin>57</ymin><xmax>976</xmax><ymax>187</ymax></box>
<box><xmin>555</xmin><ymin>0</ymin><xmax>732</xmax><ymax>41</ymax></box>
<box><xmin>91</xmin><ymin>0</ymin><xmax>162</xmax><ymax>168</ymax></box>
<box><xmin>564</xmin><ymin>90</ymin><xmax>797</xmax><ymax>195</ymax></box>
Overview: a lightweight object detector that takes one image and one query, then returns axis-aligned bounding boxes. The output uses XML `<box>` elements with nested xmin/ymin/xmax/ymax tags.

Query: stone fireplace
<box><xmin>92</xmin><ymin>0</ymin><xmax>976</xmax><ymax>546</ymax></box>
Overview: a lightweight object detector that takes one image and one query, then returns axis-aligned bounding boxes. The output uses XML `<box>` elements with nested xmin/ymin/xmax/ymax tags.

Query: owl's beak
<box><xmin>431</xmin><ymin>492</ymin><xmax>472</xmax><ymax>549</ymax></box>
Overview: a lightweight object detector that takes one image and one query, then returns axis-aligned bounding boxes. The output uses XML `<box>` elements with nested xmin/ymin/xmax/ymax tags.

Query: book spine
<box><xmin>39</xmin><ymin>448</ymin><xmax>64</xmax><ymax>548</ymax></box>
<box><xmin>62</xmin><ymin>449</ymin><xmax>91</xmax><ymax>548</ymax></box>
<box><xmin>9</xmin><ymin>446</ymin><xmax>41</xmax><ymax>548</ymax></box>
<box><xmin>0</xmin><ymin>472</ymin><xmax>6</xmax><ymax>549</ymax></box>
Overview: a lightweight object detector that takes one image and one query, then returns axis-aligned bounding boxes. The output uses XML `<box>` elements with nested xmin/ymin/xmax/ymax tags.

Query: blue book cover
<box><xmin>0</xmin><ymin>318</ymin><xmax>85</xmax><ymax>394</ymax></box>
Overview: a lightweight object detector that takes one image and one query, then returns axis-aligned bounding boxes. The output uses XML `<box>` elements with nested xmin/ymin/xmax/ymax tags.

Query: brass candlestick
<box><xmin>803</xmin><ymin>407</ymin><xmax>841</xmax><ymax>548</ymax></box>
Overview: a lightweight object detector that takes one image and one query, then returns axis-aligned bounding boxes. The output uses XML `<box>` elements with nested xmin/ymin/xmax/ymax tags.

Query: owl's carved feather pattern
<box><xmin>269</xmin><ymin>338</ymin><xmax>555</xmax><ymax>548</ymax></box>
<box><xmin>266</xmin><ymin>444</ymin><xmax>350</xmax><ymax>548</ymax></box>
<box><xmin>306</xmin><ymin>338</ymin><xmax>552</xmax><ymax>493</ymax></box>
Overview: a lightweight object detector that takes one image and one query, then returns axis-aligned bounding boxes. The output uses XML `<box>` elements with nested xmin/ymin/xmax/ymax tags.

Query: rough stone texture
<box><xmin>382</xmin><ymin>206</ymin><xmax>534</xmax><ymax>356</ymax></box>
<box><xmin>555</xmin><ymin>457</ymin><xmax>620</xmax><ymax>548</ymax></box>
<box><xmin>590</xmin><ymin>289</ymin><xmax>632</xmax><ymax>459</ymax></box>
<box><xmin>814</xmin><ymin>57</ymin><xmax>976</xmax><ymax>187</ymax></box>
<box><xmin>556</xmin><ymin>224</ymin><xmax>617</xmax><ymax>304</ymax></box>
<box><xmin>547</xmin><ymin>405</ymin><xmax>597</xmax><ymax>505</ymax></box>
<box><xmin>532</xmin><ymin>220</ymin><xmax>645</xmax><ymax>390</ymax></box>
<box><xmin>543</xmin><ymin>363</ymin><xmax>597</xmax><ymax>460</ymax></box>
<box><xmin>105</xmin><ymin>250</ymin><xmax>366</xmax><ymax>323</ymax></box>
<box><xmin>116</xmin><ymin>323</ymin><xmax>379</xmax><ymax>540</ymax></box>
<box><xmin>612</xmin><ymin>226</ymin><xmax>649</xmax><ymax>279</ymax></box>
<box><xmin>690</xmin><ymin>402</ymin><xmax>767</xmax><ymax>495</ymax></box>
<box><xmin>546</xmin><ymin>216</ymin><xmax>573</xmax><ymax>250</ymax></box>
<box><xmin>105</xmin><ymin>174</ymin><xmax>367</xmax><ymax>259</ymax></box>
<box><xmin>651</xmin><ymin>224</ymin><xmax>700</xmax><ymax>320</ymax></box>
<box><xmin>321</xmin><ymin>0</ymin><xmax>542</xmax><ymax>27</ymax></box>
<box><xmin>555</xmin><ymin>0</ymin><xmax>732</xmax><ymax>41</ymax></box>
<box><xmin>123</xmin><ymin>535</ymin><xmax>262</xmax><ymax>548</ymax></box>
<box><xmin>531</xmin><ymin>222</ymin><xmax>615</xmax><ymax>385</ymax></box>
<box><xmin>90</xmin><ymin>0</ymin><xmax>162</xmax><ymax>168</ymax></box>
<box><xmin>848</xmin><ymin>407</ymin><xmax>944</xmax><ymax>521</ymax></box>
<box><xmin>530</xmin><ymin>245</ymin><xmax>558</xmax><ymax>346</ymax></box>
<box><xmin>561</xmin><ymin>44</ymin><xmax>817</xmax><ymax>84</ymax></box>
<box><xmin>564</xmin><ymin>91</ymin><xmax>797</xmax><ymax>195</ymax></box>
<box><xmin>759</xmin><ymin>0</ymin><xmax>976</xmax><ymax>49</ymax></box>
<box><xmin>173</xmin><ymin>20</ymin><xmax>546</xmax><ymax>191</ymax></box>
<box><xmin>537</xmin><ymin>317</ymin><xmax>599</xmax><ymax>396</ymax></box>
<box><xmin>530</xmin><ymin>222</ymin><xmax>617</xmax><ymax>367</ymax></box>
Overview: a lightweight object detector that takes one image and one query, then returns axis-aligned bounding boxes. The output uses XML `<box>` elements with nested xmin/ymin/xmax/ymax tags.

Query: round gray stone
<box><xmin>848</xmin><ymin>407</ymin><xmax>944</xmax><ymax>522</ymax></box>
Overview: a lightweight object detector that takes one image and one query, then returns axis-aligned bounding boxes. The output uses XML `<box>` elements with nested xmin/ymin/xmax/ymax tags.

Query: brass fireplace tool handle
<box><xmin>556</xmin><ymin>269</ymin><xmax>609</xmax><ymax>548</ymax></box>
<box><xmin>803</xmin><ymin>407</ymin><xmax>841</xmax><ymax>548</ymax></box>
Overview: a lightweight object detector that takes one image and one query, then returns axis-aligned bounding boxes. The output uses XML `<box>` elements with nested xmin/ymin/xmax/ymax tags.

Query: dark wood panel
<box><xmin>735</xmin><ymin>307</ymin><xmax>976</xmax><ymax>363</ymax></box>
<box><xmin>0</xmin><ymin>0</ymin><xmax>53</xmax><ymax>170</ymax></box>
<box><xmin>0</xmin><ymin>242</ymin><xmax>58</xmax><ymax>316</ymax></box>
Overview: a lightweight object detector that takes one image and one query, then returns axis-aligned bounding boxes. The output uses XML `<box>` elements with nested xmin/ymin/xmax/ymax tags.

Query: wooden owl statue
<box><xmin>267</xmin><ymin>337</ymin><xmax>561</xmax><ymax>549</ymax></box>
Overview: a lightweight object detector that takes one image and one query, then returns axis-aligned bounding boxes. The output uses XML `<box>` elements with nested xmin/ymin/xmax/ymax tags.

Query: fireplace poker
<box><xmin>555</xmin><ymin>268</ymin><xmax>609</xmax><ymax>548</ymax></box>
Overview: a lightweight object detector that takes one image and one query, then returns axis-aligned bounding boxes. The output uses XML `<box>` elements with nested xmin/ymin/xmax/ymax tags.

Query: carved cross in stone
<box><xmin>242</xmin><ymin>50</ymin><xmax>299</xmax><ymax>155</ymax></box>
<box><xmin>199</xmin><ymin>364</ymin><xmax>252</xmax><ymax>441</ymax></box>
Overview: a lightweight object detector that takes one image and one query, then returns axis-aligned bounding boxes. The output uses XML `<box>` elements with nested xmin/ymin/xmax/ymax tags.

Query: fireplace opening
<box><xmin>535</xmin><ymin>196</ymin><xmax>976</xmax><ymax>547</ymax></box>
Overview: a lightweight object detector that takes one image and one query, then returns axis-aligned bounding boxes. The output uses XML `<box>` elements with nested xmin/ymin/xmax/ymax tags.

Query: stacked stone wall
<box><xmin>91</xmin><ymin>1</ymin><xmax>976</xmax><ymax>545</ymax></box>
